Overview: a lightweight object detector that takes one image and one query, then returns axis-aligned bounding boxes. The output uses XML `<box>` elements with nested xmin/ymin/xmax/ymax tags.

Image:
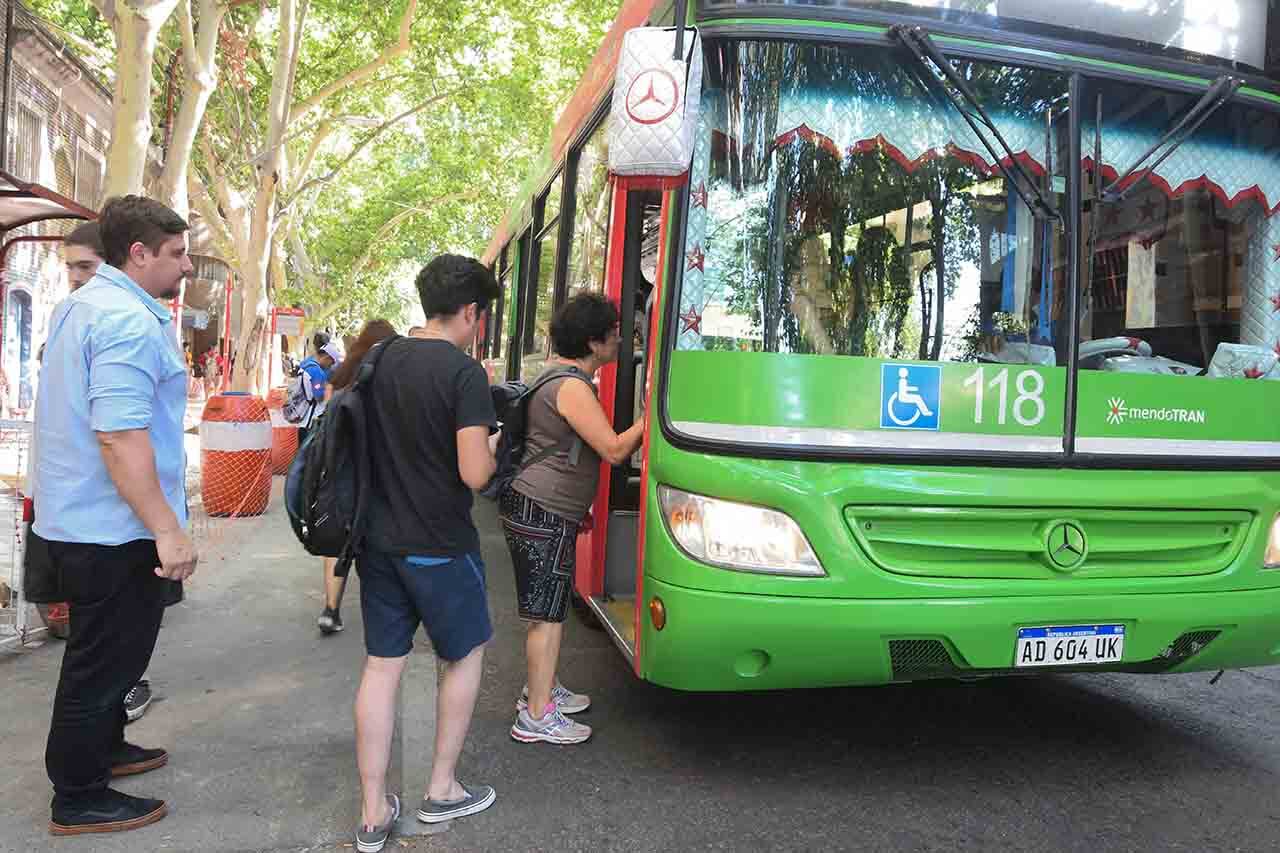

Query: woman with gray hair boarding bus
<box><xmin>500</xmin><ymin>293</ymin><xmax>646</xmax><ymax>745</ymax></box>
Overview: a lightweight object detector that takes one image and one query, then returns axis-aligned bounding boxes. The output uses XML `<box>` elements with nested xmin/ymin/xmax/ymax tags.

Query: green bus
<box><xmin>480</xmin><ymin>0</ymin><xmax>1280</xmax><ymax>691</ymax></box>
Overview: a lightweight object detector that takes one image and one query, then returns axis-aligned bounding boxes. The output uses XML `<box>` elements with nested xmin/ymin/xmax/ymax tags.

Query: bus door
<box><xmin>579</xmin><ymin>188</ymin><xmax>663</xmax><ymax>661</ymax></box>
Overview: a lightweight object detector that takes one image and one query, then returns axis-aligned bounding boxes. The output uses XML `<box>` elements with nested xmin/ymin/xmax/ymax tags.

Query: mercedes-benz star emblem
<box><xmin>626</xmin><ymin>68</ymin><xmax>680</xmax><ymax>125</ymax></box>
<box><xmin>1045</xmin><ymin>521</ymin><xmax>1088</xmax><ymax>571</ymax></box>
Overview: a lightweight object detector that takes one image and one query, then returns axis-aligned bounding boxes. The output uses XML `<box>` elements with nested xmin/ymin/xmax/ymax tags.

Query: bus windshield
<box><xmin>1076</xmin><ymin>78</ymin><xmax>1280</xmax><ymax>455</ymax></box>
<box><xmin>669</xmin><ymin>38</ymin><xmax>1280</xmax><ymax>458</ymax></box>
<box><xmin>679</xmin><ymin>40</ymin><xmax>1069</xmax><ymax>364</ymax></box>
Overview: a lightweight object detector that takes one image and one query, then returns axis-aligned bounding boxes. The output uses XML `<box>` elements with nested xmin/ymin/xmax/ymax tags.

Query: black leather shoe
<box><xmin>110</xmin><ymin>742</ymin><xmax>168</xmax><ymax>778</ymax></box>
<box><xmin>50</xmin><ymin>788</ymin><xmax>167</xmax><ymax>836</ymax></box>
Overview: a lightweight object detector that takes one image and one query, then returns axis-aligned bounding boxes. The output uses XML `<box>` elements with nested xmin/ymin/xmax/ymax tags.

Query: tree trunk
<box><xmin>103</xmin><ymin>0</ymin><xmax>181</xmax><ymax>197</ymax></box>
<box><xmin>157</xmin><ymin>0</ymin><xmax>227</xmax><ymax>220</ymax></box>
<box><xmin>230</xmin><ymin>0</ymin><xmax>299</xmax><ymax>394</ymax></box>
<box><xmin>223</xmin><ymin>0</ymin><xmax>418</xmax><ymax>392</ymax></box>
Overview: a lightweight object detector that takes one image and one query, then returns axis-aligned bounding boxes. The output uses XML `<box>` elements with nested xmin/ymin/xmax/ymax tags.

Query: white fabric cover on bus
<box><xmin>1102</xmin><ymin>355</ymin><xmax>1202</xmax><ymax>376</ymax></box>
<box><xmin>1207</xmin><ymin>343</ymin><xmax>1280</xmax><ymax>380</ymax></box>
<box><xmin>609</xmin><ymin>27</ymin><xmax>703</xmax><ymax>178</ymax></box>
<box><xmin>977</xmin><ymin>342</ymin><xmax>1056</xmax><ymax>365</ymax></box>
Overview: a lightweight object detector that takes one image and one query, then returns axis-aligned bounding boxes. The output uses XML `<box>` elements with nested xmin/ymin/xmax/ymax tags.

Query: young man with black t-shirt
<box><xmin>351</xmin><ymin>254</ymin><xmax>500</xmax><ymax>853</ymax></box>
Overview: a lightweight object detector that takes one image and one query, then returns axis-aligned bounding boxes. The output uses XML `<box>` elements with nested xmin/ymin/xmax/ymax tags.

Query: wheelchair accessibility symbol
<box><xmin>880</xmin><ymin>363</ymin><xmax>942</xmax><ymax>430</ymax></box>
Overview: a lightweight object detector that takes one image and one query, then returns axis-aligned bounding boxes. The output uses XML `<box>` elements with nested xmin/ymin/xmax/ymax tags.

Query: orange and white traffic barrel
<box><xmin>265</xmin><ymin>387</ymin><xmax>299</xmax><ymax>475</ymax></box>
<box><xmin>199</xmin><ymin>393</ymin><xmax>273</xmax><ymax>517</ymax></box>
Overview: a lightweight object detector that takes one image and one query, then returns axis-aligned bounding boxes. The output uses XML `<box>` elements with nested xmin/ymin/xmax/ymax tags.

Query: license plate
<box><xmin>1014</xmin><ymin>624</ymin><xmax>1125</xmax><ymax>668</ymax></box>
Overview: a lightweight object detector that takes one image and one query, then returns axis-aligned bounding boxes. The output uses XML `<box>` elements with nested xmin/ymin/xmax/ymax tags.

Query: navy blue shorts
<box><xmin>355</xmin><ymin>548</ymin><xmax>492</xmax><ymax>661</ymax></box>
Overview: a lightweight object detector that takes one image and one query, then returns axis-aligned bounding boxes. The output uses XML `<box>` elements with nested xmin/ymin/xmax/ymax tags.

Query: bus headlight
<box><xmin>657</xmin><ymin>485</ymin><xmax>825</xmax><ymax>577</ymax></box>
<box><xmin>1266</xmin><ymin>514</ymin><xmax>1280</xmax><ymax>569</ymax></box>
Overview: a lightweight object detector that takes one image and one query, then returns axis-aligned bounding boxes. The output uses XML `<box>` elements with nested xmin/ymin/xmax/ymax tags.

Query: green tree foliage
<box><xmin>261</xmin><ymin>0</ymin><xmax>620</xmax><ymax>334</ymax></box>
<box><xmin>26</xmin><ymin>0</ymin><xmax>113</xmax><ymax>70</ymax></box>
<box><xmin>29</xmin><ymin>0</ymin><xmax>620</xmax><ymax>336</ymax></box>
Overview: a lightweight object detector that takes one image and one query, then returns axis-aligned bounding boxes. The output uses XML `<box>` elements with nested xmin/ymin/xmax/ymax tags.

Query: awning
<box><xmin>0</xmin><ymin>168</ymin><xmax>96</xmax><ymax>232</ymax></box>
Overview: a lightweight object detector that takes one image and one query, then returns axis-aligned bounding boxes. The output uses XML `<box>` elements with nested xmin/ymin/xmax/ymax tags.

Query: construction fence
<box><xmin>1</xmin><ymin>396</ymin><xmax>298</xmax><ymax>653</ymax></box>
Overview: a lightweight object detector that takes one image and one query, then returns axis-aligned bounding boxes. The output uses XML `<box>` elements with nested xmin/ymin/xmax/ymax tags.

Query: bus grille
<box><xmin>889</xmin><ymin>639</ymin><xmax>959</xmax><ymax>679</ymax></box>
<box><xmin>1123</xmin><ymin>630</ymin><xmax>1222</xmax><ymax>673</ymax></box>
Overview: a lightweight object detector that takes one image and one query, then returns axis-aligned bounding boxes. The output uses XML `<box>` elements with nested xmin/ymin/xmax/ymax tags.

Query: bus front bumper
<box><xmin>639</xmin><ymin>577</ymin><xmax>1280</xmax><ymax>691</ymax></box>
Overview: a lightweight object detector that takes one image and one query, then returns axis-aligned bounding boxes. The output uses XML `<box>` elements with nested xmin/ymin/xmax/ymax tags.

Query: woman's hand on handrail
<box><xmin>557</xmin><ymin>378</ymin><xmax>646</xmax><ymax>466</ymax></box>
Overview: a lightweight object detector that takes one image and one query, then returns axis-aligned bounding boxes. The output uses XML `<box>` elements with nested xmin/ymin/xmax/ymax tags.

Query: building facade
<box><xmin>1</xmin><ymin>0</ymin><xmax>110</xmax><ymax>413</ymax></box>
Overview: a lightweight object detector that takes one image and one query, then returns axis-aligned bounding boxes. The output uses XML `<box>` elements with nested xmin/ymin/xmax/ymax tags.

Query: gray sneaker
<box><xmin>124</xmin><ymin>680</ymin><xmax>153</xmax><ymax>723</ymax></box>
<box><xmin>417</xmin><ymin>783</ymin><xmax>496</xmax><ymax>824</ymax></box>
<box><xmin>355</xmin><ymin>793</ymin><xmax>400</xmax><ymax>853</ymax></box>
<box><xmin>510</xmin><ymin>704</ymin><xmax>592</xmax><ymax>745</ymax></box>
<box><xmin>517</xmin><ymin>681</ymin><xmax>591</xmax><ymax>715</ymax></box>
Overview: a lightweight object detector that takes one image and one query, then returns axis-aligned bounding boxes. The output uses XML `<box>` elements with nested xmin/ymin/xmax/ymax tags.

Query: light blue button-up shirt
<box><xmin>32</xmin><ymin>264</ymin><xmax>188</xmax><ymax>545</ymax></box>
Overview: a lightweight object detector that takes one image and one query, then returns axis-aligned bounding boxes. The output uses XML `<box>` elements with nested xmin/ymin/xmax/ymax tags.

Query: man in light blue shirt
<box><xmin>34</xmin><ymin>195</ymin><xmax>197</xmax><ymax>837</ymax></box>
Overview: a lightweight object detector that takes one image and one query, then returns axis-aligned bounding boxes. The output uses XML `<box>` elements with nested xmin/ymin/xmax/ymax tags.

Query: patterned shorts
<box><xmin>499</xmin><ymin>488</ymin><xmax>580</xmax><ymax>623</ymax></box>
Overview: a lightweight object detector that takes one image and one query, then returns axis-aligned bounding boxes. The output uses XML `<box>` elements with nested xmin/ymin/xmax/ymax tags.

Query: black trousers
<box><xmin>45</xmin><ymin>539</ymin><xmax>168</xmax><ymax>801</ymax></box>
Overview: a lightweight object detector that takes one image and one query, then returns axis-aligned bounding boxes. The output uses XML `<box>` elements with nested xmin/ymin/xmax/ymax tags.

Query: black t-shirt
<box><xmin>366</xmin><ymin>338</ymin><xmax>496</xmax><ymax>556</ymax></box>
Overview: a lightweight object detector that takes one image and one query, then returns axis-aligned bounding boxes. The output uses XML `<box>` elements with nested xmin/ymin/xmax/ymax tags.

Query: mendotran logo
<box><xmin>1106</xmin><ymin>397</ymin><xmax>1205</xmax><ymax>427</ymax></box>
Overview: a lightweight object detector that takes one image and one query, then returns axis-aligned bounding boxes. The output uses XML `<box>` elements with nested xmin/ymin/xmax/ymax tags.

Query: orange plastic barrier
<box><xmin>199</xmin><ymin>393</ymin><xmax>272</xmax><ymax>517</ymax></box>
<box><xmin>265</xmin><ymin>387</ymin><xmax>300</xmax><ymax>475</ymax></box>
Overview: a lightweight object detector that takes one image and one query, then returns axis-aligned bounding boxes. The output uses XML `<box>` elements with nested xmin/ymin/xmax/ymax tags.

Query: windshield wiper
<box><xmin>1098</xmin><ymin>74</ymin><xmax>1243</xmax><ymax>204</ymax></box>
<box><xmin>1082</xmin><ymin>76</ymin><xmax>1241</xmax><ymax>325</ymax></box>
<box><xmin>889</xmin><ymin>25</ymin><xmax>1060</xmax><ymax>221</ymax></box>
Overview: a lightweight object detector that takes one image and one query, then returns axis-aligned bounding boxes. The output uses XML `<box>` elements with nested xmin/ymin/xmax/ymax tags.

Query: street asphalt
<box><xmin>1</xmin><ymin>479</ymin><xmax>1278</xmax><ymax>852</ymax></box>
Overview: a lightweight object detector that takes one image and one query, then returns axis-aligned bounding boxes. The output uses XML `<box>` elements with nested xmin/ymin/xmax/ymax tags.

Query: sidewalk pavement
<box><xmin>0</xmin><ymin>479</ymin><xmax>442</xmax><ymax>852</ymax></box>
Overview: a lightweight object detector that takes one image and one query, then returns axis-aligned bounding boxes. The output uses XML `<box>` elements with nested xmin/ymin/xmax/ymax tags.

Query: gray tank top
<box><xmin>511</xmin><ymin>370</ymin><xmax>602</xmax><ymax>522</ymax></box>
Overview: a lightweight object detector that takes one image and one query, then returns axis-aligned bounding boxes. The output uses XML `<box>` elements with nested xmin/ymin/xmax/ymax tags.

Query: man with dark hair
<box><xmin>349</xmin><ymin>254</ymin><xmax>500</xmax><ymax>852</ymax></box>
<box><xmin>96</xmin><ymin>194</ymin><xmax>190</xmax><ymax>269</ymax></box>
<box><xmin>33</xmin><ymin>195</ymin><xmax>196</xmax><ymax>836</ymax></box>
<box><xmin>63</xmin><ymin>221</ymin><xmax>105</xmax><ymax>291</ymax></box>
<box><xmin>47</xmin><ymin>219</ymin><xmax>160</xmax><ymax>726</ymax></box>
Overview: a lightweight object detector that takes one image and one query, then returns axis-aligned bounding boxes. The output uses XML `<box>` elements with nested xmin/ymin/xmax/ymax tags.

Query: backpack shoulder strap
<box><xmin>525</xmin><ymin>365</ymin><xmax>593</xmax><ymax>403</ymax></box>
<box><xmin>515</xmin><ymin>366</ymin><xmax>594</xmax><ymax>473</ymax></box>
<box><xmin>352</xmin><ymin>335</ymin><xmax>401</xmax><ymax>393</ymax></box>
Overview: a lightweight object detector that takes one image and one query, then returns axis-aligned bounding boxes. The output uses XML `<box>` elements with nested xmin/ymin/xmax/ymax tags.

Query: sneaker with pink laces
<box><xmin>510</xmin><ymin>703</ymin><xmax>592</xmax><ymax>745</ymax></box>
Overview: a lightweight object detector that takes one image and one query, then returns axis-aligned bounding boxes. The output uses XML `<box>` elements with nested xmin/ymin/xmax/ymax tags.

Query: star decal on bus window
<box><xmin>686</xmin><ymin>244</ymin><xmax>705</xmax><ymax>272</ymax></box>
<box><xmin>1244</xmin><ymin>365</ymin><xmax>1266</xmax><ymax>379</ymax></box>
<box><xmin>1271</xmin><ymin>291</ymin><xmax>1280</xmax><ymax>312</ymax></box>
<box><xmin>679</xmin><ymin>306</ymin><xmax>702</xmax><ymax>334</ymax></box>
<box><xmin>691</xmin><ymin>181</ymin><xmax>708</xmax><ymax>209</ymax></box>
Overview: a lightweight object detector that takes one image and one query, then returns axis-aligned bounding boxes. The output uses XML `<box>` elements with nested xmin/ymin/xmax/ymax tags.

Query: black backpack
<box><xmin>284</xmin><ymin>336</ymin><xmax>398</xmax><ymax>576</ymax></box>
<box><xmin>479</xmin><ymin>366</ymin><xmax>592</xmax><ymax>500</ymax></box>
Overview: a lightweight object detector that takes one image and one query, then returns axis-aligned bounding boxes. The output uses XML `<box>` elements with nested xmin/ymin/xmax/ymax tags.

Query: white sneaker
<box><xmin>516</xmin><ymin>681</ymin><xmax>591</xmax><ymax>715</ymax></box>
<box><xmin>510</xmin><ymin>704</ymin><xmax>592</xmax><ymax>745</ymax></box>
